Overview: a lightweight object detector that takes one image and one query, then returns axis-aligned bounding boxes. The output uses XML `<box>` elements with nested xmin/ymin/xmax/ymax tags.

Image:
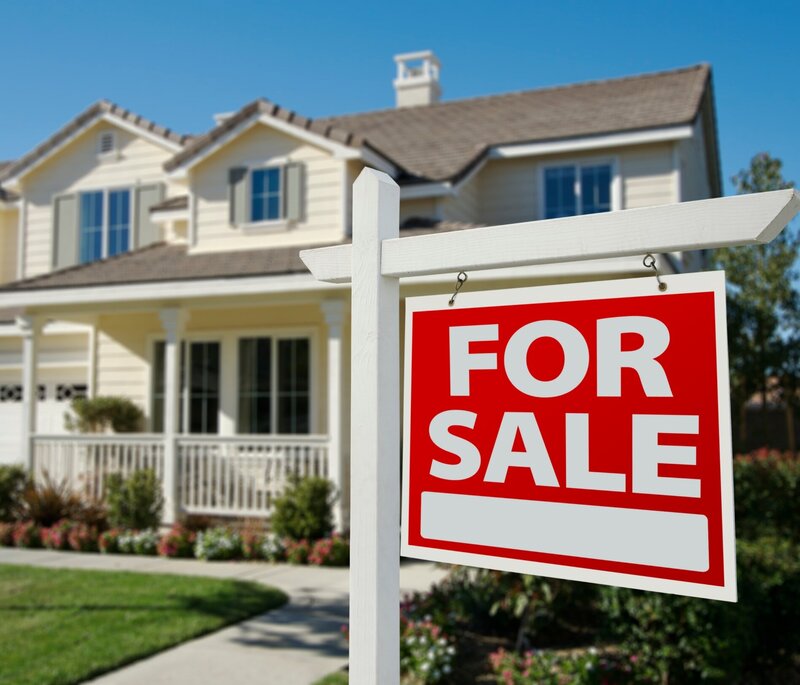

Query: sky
<box><xmin>0</xmin><ymin>1</ymin><xmax>797</xmax><ymax>195</ymax></box>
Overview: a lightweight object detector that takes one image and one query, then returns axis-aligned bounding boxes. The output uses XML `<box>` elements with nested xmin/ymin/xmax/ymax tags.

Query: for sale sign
<box><xmin>401</xmin><ymin>272</ymin><xmax>736</xmax><ymax>601</ymax></box>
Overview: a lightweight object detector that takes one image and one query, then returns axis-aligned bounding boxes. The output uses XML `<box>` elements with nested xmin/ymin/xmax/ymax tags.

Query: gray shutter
<box><xmin>284</xmin><ymin>163</ymin><xmax>303</xmax><ymax>222</ymax></box>
<box><xmin>229</xmin><ymin>167</ymin><xmax>248</xmax><ymax>226</ymax></box>
<box><xmin>135</xmin><ymin>183</ymin><xmax>165</xmax><ymax>248</ymax></box>
<box><xmin>53</xmin><ymin>194</ymin><xmax>78</xmax><ymax>269</ymax></box>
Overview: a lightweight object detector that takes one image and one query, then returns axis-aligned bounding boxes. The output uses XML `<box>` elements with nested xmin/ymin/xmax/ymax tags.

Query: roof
<box><xmin>150</xmin><ymin>195</ymin><xmax>189</xmax><ymax>212</ymax></box>
<box><xmin>317</xmin><ymin>64</ymin><xmax>711</xmax><ymax>182</ymax></box>
<box><xmin>162</xmin><ymin>64</ymin><xmax>711</xmax><ymax>183</ymax></box>
<box><xmin>0</xmin><ymin>161</ymin><xmax>16</xmax><ymax>202</ymax></box>
<box><xmin>0</xmin><ymin>100</ymin><xmax>191</xmax><ymax>185</ymax></box>
<box><xmin>164</xmin><ymin>99</ymin><xmax>374</xmax><ymax>172</ymax></box>
<box><xmin>0</xmin><ymin>220</ymin><xmax>480</xmax><ymax>292</ymax></box>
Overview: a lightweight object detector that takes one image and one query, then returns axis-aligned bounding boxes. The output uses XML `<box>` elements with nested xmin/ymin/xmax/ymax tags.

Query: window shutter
<box><xmin>135</xmin><ymin>183</ymin><xmax>165</xmax><ymax>248</ymax></box>
<box><xmin>53</xmin><ymin>194</ymin><xmax>78</xmax><ymax>270</ymax></box>
<box><xmin>284</xmin><ymin>163</ymin><xmax>303</xmax><ymax>222</ymax></box>
<box><xmin>229</xmin><ymin>167</ymin><xmax>248</xmax><ymax>226</ymax></box>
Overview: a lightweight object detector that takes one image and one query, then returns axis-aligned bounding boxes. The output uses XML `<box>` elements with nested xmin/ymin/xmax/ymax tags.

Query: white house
<box><xmin>0</xmin><ymin>52</ymin><xmax>720</xmax><ymax>526</ymax></box>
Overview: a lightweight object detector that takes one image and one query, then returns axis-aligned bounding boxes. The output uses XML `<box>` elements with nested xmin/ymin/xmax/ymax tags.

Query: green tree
<box><xmin>714</xmin><ymin>153</ymin><xmax>797</xmax><ymax>451</ymax></box>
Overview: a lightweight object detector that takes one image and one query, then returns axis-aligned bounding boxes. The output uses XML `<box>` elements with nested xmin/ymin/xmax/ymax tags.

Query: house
<box><xmin>0</xmin><ymin>52</ymin><xmax>721</xmax><ymax>528</ymax></box>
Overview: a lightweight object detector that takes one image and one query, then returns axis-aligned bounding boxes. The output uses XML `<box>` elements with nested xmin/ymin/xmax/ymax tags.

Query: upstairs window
<box><xmin>250</xmin><ymin>167</ymin><xmax>283</xmax><ymax>222</ymax></box>
<box><xmin>78</xmin><ymin>188</ymin><xmax>131</xmax><ymax>264</ymax></box>
<box><xmin>544</xmin><ymin>163</ymin><xmax>613</xmax><ymax>219</ymax></box>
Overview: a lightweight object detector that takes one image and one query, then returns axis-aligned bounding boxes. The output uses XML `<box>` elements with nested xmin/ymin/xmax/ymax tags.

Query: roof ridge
<box><xmin>321</xmin><ymin>63</ymin><xmax>711</xmax><ymax>121</ymax></box>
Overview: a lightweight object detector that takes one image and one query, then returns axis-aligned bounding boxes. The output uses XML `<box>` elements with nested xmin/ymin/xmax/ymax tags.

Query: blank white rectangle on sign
<box><xmin>421</xmin><ymin>492</ymin><xmax>709</xmax><ymax>572</ymax></box>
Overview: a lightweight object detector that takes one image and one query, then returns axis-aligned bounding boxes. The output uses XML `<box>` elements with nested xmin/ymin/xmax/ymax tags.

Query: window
<box><xmin>238</xmin><ymin>336</ymin><xmax>310</xmax><ymax>435</ymax></box>
<box><xmin>544</xmin><ymin>163</ymin><xmax>613</xmax><ymax>219</ymax></box>
<box><xmin>250</xmin><ymin>167</ymin><xmax>282</xmax><ymax>222</ymax></box>
<box><xmin>78</xmin><ymin>188</ymin><xmax>131</xmax><ymax>264</ymax></box>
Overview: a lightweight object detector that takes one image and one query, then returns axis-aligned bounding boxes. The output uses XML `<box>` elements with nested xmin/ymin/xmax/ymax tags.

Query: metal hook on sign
<box><xmin>643</xmin><ymin>253</ymin><xmax>667</xmax><ymax>292</ymax></box>
<box><xmin>448</xmin><ymin>271</ymin><xmax>468</xmax><ymax>306</ymax></box>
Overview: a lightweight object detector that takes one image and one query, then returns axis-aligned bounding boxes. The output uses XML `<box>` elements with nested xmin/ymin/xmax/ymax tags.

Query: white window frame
<box><xmin>77</xmin><ymin>185</ymin><xmax>133</xmax><ymax>262</ymax></box>
<box><xmin>147</xmin><ymin>325</ymin><xmax>318</xmax><ymax>435</ymax></box>
<box><xmin>245</xmin><ymin>162</ymin><xmax>286</xmax><ymax>232</ymax></box>
<box><xmin>538</xmin><ymin>156</ymin><xmax>621</xmax><ymax>220</ymax></box>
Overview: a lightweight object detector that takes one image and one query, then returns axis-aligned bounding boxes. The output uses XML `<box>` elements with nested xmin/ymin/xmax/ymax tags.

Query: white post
<box><xmin>322</xmin><ymin>299</ymin><xmax>345</xmax><ymax>531</ymax></box>
<box><xmin>17</xmin><ymin>315</ymin><xmax>40</xmax><ymax>472</ymax></box>
<box><xmin>159</xmin><ymin>308</ymin><xmax>187</xmax><ymax>525</ymax></box>
<box><xmin>349</xmin><ymin>168</ymin><xmax>401</xmax><ymax>684</ymax></box>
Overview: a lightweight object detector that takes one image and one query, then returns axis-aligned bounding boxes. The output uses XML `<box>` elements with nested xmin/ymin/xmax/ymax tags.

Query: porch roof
<box><xmin>0</xmin><ymin>220</ymin><xmax>481</xmax><ymax>293</ymax></box>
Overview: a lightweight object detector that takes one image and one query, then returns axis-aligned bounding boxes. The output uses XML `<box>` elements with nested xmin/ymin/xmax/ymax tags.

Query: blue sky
<box><xmin>1</xmin><ymin>1</ymin><xmax>797</xmax><ymax>194</ymax></box>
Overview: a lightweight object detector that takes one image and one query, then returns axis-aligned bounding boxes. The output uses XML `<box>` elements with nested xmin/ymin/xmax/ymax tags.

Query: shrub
<box><xmin>194</xmin><ymin>527</ymin><xmax>242</xmax><ymax>561</ymax></box>
<box><xmin>13</xmin><ymin>521</ymin><xmax>41</xmax><ymax>548</ymax></box>
<box><xmin>0</xmin><ymin>464</ymin><xmax>28</xmax><ymax>521</ymax></box>
<box><xmin>241</xmin><ymin>521</ymin><xmax>266</xmax><ymax>560</ymax></box>
<box><xmin>0</xmin><ymin>521</ymin><xmax>14</xmax><ymax>546</ymax></box>
<box><xmin>260</xmin><ymin>533</ymin><xmax>286</xmax><ymax>562</ymax></box>
<box><xmin>99</xmin><ymin>528</ymin><xmax>123</xmax><ymax>554</ymax></box>
<box><xmin>271</xmin><ymin>476</ymin><xmax>335</xmax><ymax>541</ymax></box>
<box><xmin>107</xmin><ymin>469</ymin><xmax>163</xmax><ymax>530</ymax></box>
<box><xmin>400</xmin><ymin>618</ymin><xmax>456</xmax><ymax>684</ymax></box>
<box><xmin>158</xmin><ymin>524</ymin><xmax>196</xmax><ymax>558</ymax></box>
<box><xmin>734</xmin><ymin>450</ymin><xmax>799</xmax><ymax>542</ymax></box>
<box><xmin>488</xmin><ymin>647</ymin><xmax>632</xmax><ymax>685</ymax></box>
<box><xmin>41</xmin><ymin>519</ymin><xmax>75</xmax><ymax>550</ymax></box>
<box><xmin>67</xmin><ymin>523</ymin><xmax>98</xmax><ymax>552</ymax></box>
<box><xmin>308</xmin><ymin>534</ymin><xmax>349</xmax><ymax>566</ymax></box>
<box><xmin>284</xmin><ymin>538</ymin><xmax>311</xmax><ymax>564</ymax></box>
<box><xmin>19</xmin><ymin>475</ymin><xmax>83</xmax><ymax>527</ymax></box>
<box><xmin>118</xmin><ymin>529</ymin><xmax>159</xmax><ymax>555</ymax></box>
<box><xmin>66</xmin><ymin>396</ymin><xmax>145</xmax><ymax>433</ymax></box>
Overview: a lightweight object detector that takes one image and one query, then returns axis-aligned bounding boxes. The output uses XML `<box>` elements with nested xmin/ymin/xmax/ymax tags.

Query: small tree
<box><xmin>713</xmin><ymin>152</ymin><xmax>797</xmax><ymax>450</ymax></box>
<box><xmin>271</xmin><ymin>476</ymin><xmax>335</xmax><ymax>541</ymax></box>
<box><xmin>106</xmin><ymin>469</ymin><xmax>163</xmax><ymax>529</ymax></box>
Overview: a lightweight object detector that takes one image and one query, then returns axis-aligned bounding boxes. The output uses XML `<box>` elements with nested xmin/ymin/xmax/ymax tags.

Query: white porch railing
<box><xmin>31</xmin><ymin>434</ymin><xmax>330</xmax><ymax>519</ymax></box>
<box><xmin>177</xmin><ymin>435</ymin><xmax>329</xmax><ymax>517</ymax></box>
<box><xmin>32</xmin><ymin>435</ymin><xmax>165</xmax><ymax>501</ymax></box>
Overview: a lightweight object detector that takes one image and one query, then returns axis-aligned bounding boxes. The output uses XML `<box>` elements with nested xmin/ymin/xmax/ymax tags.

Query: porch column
<box><xmin>17</xmin><ymin>315</ymin><xmax>41</xmax><ymax>472</ymax></box>
<box><xmin>322</xmin><ymin>299</ymin><xmax>345</xmax><ymax>531</ymax></box>
<box><xmin>159</xmin><ymin>308</ymin><xmax>187</xmax><ymax>525</ymax></box>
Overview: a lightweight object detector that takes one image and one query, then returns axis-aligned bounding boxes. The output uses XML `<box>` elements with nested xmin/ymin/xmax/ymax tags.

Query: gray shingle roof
<box><xmin>0</xmin><ymin>101</ymin><xmax>191</xmax><ymax>185</ymax></box>
<box><xmin>0</xmin><ymin>220</ymin><xmax>480</xmax><ymax>292</ymax></box>
<box><xmin>150</xmin><ymin>195</ymin><xmax>189</xmax><ymax>212</ymax></box>
<box><xmin>317</xmin><ymin>64</ymin><xmax>711</xmax><ymax>181</ymax></box>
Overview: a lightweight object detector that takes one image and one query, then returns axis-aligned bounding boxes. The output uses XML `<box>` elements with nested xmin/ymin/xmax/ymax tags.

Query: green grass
<box><xmin>0</xmin><ymin>564</ymin><xmax>287</xmax><ymax>685</ymax></box>
<box><xmin>313</xmin><ymin>672</ymin><xmax>348</xmax><ymax>685</ymax></box>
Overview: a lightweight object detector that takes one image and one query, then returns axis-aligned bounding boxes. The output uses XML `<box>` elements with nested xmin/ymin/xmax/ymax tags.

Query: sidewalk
<box><xmin>0</xmin><ymin>548</ymin><xmax>447</xmax><ymax>685</ymax></box>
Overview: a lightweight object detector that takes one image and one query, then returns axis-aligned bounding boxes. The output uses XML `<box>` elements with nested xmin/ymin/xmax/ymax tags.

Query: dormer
<box><xmin>393</xmin><ymin>51</ymin><xmax>441</xmax><ymax>108</ymax></box>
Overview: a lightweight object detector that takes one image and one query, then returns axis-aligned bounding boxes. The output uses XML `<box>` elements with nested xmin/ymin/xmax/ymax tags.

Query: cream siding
<box><xmin>190</xmin><ymin>123</ymin><xmax>346</xmax><ymax>253</ymax></box>
<box><xmin>620</xmin><ymin>143</ymin><xmax>676</xmax><ymax>209</ymax></box>
<box><xmin>21</xmin><ymin>122</ymin><xmax>182</xmax><ymax>278</ymax></box>
<box><xmin>678</xmin><ymin>122</ymin><xmax>712</xmax><ymax>202</ymax></box>
<box><xmin>399</xmin><ymin>198</ymin><xmax>439</xmax><ymax>224</ymax></box>
<box><xmin>440</xmin><ymin>172</ymin><xmax>480</xmax><ymax>223</ymax></box>
<box><xmin>478</xmin><ymin>157</ymin><xmax>539</xmax><ymax>225</ymax></box>
<box><xmin>0</xmin><ymin>209</ymin><xmax>18</xmax><ymax>284</ymax></box>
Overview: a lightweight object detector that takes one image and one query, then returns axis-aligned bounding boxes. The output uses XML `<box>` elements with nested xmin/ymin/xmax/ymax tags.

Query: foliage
<box><xmin>157</xmin><ymin>524</ymin><xmax>196</xmax><ymax>558</ymax></box>
<box><xmin>106</xmin><ymin>470</ymin><xmax>163</xmax><ymax>530</ymax></box>
<box><xmin>0</xmin><ymin>522</ymin><xmax>14</xmax><ymax>546</ymax></box>
<box><xmin>118</xmin><ymin>529</ymin><xmax>159</xmax><ymax>555</ymax></box>
<box><xmin>0</xmin><ymin>465</ymin><xmax>28</xmax><ymax>522</ymax></box>
<box><xmin>308</xmin><ymin>533</ymin><xmax>350</xmax><ymax>566</ymax></box>
<box><xmin>489</xmin><ymin>647</ymin><xmax>633</xmax><ymax>685</ymax></box>
<box><xmin>98</xmin><ymin>528</ymin><xmax>123</xmax><ymax>554</ymax></box>
<box><xmin>19</xmin><ymin>475</ymin><xmax>84</xmax><ymax>527</ymax></box>
<box><xmin>240</xmin><ymin>520</ymin><xmax>266</xmax><ymax>560</ymax></box>
<box><xmin>260</xmin><ymin>533</ymin><xmax>286</xmax><ymax>562</ymax></box>
<box><xmin>271</xmin><ymin>475</ymin><xmax>335</xmax><ymax>541</ymax></box>
<box><xmin>600</xmin><ymin>535</ymin><xmax>800</xmax><ymax>683</ymax></box>
<box><xmin>67</xmin><ymin>523</ymin><xmax>98</xmax><ymax>552</ymax></box>
<box><xmin>12</xmin><ymin>521</ymin><xmax>41</xmax><ymax>548</ymax></box>
<box><xmin>41</xmin><ymin>519</ymin><xmax>75</xmax><ymax>550</ymax></box>
<box><xmin>284</xmin><ymin>537</ymin><xmax>311</xmax><ymax>564</ymax></box>
<box><xmin>400</xmin><ymin>618</ymin><xmax>456</xmax><ymax>684</ymax></box>
<box><xmin>713</xmin><ymin>153</ymin><xmax>797</xmax><ymax>450</ymax></box>
<box><xmin>733</xmin><ymin>450</ymin><xmax>799</xmax><ymax>541</ymax></box>
<box><xmin>0</xmin><ymin>564</ymin><xmax>287</xmax><ymax>685</ymax></box>
<box><xmin>65</xmin><ymin>396</ymin><xmax>145</xmax><ymax>434</ymax></box>
<box><xmin>194</xmin><ymin>527</ymin><xmax>243</xmax><ymax>561</ymax></box>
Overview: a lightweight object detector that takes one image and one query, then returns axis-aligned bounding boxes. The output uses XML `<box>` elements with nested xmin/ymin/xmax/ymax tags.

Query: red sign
<box><xmin>401</xmin><ymin>272</ymin><xmax>736</xmax><ymax>601</ymax></box>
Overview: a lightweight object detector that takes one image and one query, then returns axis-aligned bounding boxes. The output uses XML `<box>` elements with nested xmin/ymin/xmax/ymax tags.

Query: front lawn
<box><xmin>0</xmin><ymin>564</ymin><xmax>287</xmax><ymax>685</ymax></box>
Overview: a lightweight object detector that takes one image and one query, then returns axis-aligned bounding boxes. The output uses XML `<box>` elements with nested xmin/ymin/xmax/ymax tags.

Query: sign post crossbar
<box><xmin>300</xmin><ymin>169</ymin><xmax>800</xmax><ymax>685</ymax></box>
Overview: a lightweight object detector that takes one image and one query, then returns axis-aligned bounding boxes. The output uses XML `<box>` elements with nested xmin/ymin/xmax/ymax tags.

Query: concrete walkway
<box><xmin>0</xmin><ymin>548</ymin><xmax>447</xmax><ymax>685</ymax></box>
